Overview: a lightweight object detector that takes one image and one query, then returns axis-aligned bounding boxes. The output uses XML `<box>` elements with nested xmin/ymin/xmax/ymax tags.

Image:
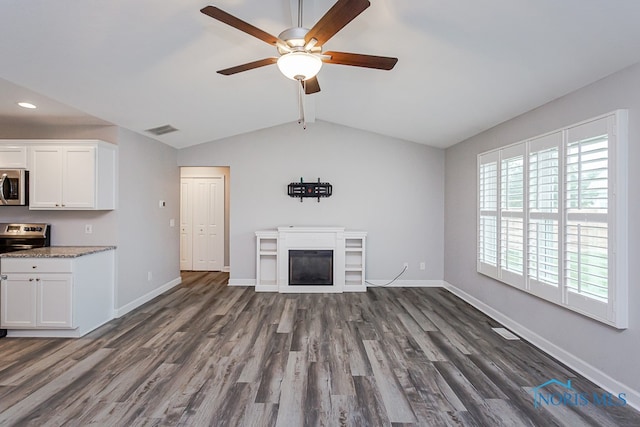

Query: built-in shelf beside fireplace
<box><xmin>255</xmin><ymin>227</ymin><xmax>366</xmax><ymax>293</ymax></box>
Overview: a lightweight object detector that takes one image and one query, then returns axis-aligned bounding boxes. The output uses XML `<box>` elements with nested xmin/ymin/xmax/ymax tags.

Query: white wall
<box><xmin>445</xmin><ymin>62</ymin><xmax>640</xmax><ymax>397</ymax></box>
<box><xmin>177</xmin><ymin>120</ymin><xmax>445</xmax><ymax>284</ymax></box>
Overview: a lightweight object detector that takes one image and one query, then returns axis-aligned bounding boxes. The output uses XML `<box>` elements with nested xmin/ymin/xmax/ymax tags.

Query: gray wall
<box><xmin>116</xmin><ymin>128</ymin><xmax>180</xmax><ymax>308</ymax></box>
<box><xmin>444</xmin><ymin>62</ymin><xmax>640</xmax><ymax>392</ymax></box>
<box><xmin>178</xmin><ymin>120</ymin><xmax>445</xmax><ymax>284</ymax></box>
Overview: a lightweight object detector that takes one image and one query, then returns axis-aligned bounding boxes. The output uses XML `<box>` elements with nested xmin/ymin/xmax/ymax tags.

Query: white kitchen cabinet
<box><xmin>0</xmin><ymin>249</ymin><xmax>115</xmax><ymax>337</ymax></box>
<box><xmin>0</xmin><ymin>275</ymin><xmax>37</xmax><ymax>327</ymax></box>
<box><xmin>29</xmin><ymin>140</ymin><xmax>116</xmax><ymax>210</ymax></box>
<box><xmin>0</xmin><ymin>273</ymin><xmax>72</xmax><ymax>328</ymax></box>
<box><xmin>0</xmin><ymin>143</ymin><xmax>28</xmax><ymax>168</ymax></box>
<box><xmin>38</xmin><ymin>274</ymin><xmax>74</xmax><ymax>328</ymax></box>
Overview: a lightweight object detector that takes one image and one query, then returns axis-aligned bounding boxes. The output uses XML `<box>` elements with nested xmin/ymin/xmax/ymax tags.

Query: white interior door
<box><xmin>179</xmin><ymin>179</ymin><xmax>193</xmax><ymax>270</ymax></box>
<box><xmin>183</xmin><ymin>175</ymin><xmax>225</xmax><ymax>271</ymax></box>
<box><xmin>204</xmin><ymin>178</ymin><xmax>224</xmax><ymax>270</ymax></box>
<box><xmin>192</xmin><ymin>179</ymin><xmax>209</xmax><ymax>271</ymax></box>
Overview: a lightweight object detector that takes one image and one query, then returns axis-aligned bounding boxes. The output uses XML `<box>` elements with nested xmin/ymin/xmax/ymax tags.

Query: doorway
<box><xmin>180</xmin><ymin>167</ymin><xmax>229</xmax><ymax>271</ymax></box>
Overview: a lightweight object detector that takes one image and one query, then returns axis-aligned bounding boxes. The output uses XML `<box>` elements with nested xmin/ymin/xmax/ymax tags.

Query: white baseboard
<box><xmin>115</xmin><ymin>276</ymin><xmax>182</xmax><ymax>318</ymax></box>
<box><xmin>222</xmin><ymin>265</ymin><xmax>230</xmax><ymax>273</ymax></box>
<box><xmin>232</xmin><ymin>279</ymin><xmax>444</xmax><ymax>288</ymax></box>
<box><xmin>7</xmin><ymin>329</ymin><xmax>83</xmax><ymax>338</ymax></box>
<box><xmin>366</xmin><ymin>279</ymin><xmax>445</xmax><ymax>288</ymax></box>
<box><xmin>228</xmin><ymin>278</ymin><xmax>255</xmax><ymax>287</ymax></box>
<box><xmin>443</xmin><ymin>281</ymin><xmax>640</xmax><ymax>411</ymax></box>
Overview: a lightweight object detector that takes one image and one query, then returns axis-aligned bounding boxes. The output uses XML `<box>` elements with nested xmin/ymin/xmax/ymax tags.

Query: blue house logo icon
<box><xmin>531</xmin><ymin>379</ymin><xmax>574</xmax><ymax>408</ymax></box>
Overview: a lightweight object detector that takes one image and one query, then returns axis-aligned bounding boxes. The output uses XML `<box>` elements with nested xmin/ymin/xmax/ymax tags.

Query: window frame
<box><xmin>476</xmin><ymin>110</ymin><xmax>628</xmax><ymax>329</ymax></box>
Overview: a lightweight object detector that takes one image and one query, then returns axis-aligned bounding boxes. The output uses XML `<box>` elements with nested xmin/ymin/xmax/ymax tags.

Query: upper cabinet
<box><xmin>29</xmin><ymin>141</ymin><xmax>117</xmax><ymax>210</ymax></box>
<box><xmin>0</xmin><ymin>143</ymin><xmax>28</xmax><ymax>168</ymax></box>
<box><xmin>0</xmin><ymin>139</ymin><xmax>117</xmax><ymax>210</ymax></box>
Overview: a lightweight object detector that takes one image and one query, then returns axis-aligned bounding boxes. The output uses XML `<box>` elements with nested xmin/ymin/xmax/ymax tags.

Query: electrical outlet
<box><xmin>420</xmin><ymin>262</ymin><xmax>426</xmax><ymax>270</ymax></box>
<box><xmin>403</xmin><ymin>262</ymin><xmax>409</xmax><ymax>270</ymax></box>
<box><xmin>147</xmin><ymin>271</ymin><xmax>153</xmax><ymax>281</ymax></box>
<box><xmin>85</xmin><ymin>224</ymin><xmax>93</xmax><ymax>234</ymax></box>
<box><xmin>169</xmin><ymin>218</ymin><xmax>175</xmax><ymax>227</ymax></box>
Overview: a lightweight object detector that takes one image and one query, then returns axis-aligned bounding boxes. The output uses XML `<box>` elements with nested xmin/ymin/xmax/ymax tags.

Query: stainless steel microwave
<box><xmin>0</xmin><ymin>169</ymin><xmax>28</xmax><ymax>206</ymax></box>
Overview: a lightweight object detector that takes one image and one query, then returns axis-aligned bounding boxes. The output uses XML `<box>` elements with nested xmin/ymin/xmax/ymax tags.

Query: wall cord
<box><xmin>365</xmin><ymin>265</ymin><xmax>407</xmax><ymax>288</ymax></box>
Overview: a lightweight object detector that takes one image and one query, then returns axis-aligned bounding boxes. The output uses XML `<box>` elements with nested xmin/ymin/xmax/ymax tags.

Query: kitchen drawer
<box><xmin>1</xmin><ymin>258</ymin><xmax>73</xmax><ymax>273</ymax></box>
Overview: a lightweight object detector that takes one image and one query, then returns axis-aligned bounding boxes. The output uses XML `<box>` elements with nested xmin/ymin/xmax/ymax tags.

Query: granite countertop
<box><xmin>0</xmin><ymin>246</ymin><xmax>116</xmax><ymax>258</ymax></box>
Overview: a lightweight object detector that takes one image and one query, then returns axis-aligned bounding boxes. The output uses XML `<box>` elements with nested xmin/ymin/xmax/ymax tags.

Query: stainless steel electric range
<box><xmin>0</xmin><ymin>223</ymin><xmax>51</xmax><ymax>254</ymax></box>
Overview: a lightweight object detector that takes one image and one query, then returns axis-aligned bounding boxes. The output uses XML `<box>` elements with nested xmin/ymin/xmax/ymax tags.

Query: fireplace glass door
<box><xmin>288</xmin><ymin>250</ymin><xmax>333</xmax><ymax>286</ymax></box>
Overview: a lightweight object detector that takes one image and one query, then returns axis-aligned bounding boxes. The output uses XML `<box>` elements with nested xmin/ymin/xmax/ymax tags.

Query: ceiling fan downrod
<box><xmin>298</xmin><ymin>78</ymin><xmax>307</xmax><ymax>129</ymax></box>
<box><xmin>298</xmin><ymin>0</ymin><xmax>303</xmax><ymax>27</ymax></box>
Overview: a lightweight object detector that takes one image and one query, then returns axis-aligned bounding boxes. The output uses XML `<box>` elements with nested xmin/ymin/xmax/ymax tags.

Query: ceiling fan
<box><xmin>200</xmin><ymin>0</ymin><xmax>398</xmax><ymax>96</ymax></box>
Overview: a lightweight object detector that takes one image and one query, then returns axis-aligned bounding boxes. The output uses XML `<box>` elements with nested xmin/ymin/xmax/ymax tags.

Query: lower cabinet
<box><xmin>0</xmin><ymin>250</ymin><xmax>114</xmax><ymax>337</ymax></box>
<box><xmin>1</xmin><ymin>274</ymin><xmax>72</xmax><ymax>328</ymax></box>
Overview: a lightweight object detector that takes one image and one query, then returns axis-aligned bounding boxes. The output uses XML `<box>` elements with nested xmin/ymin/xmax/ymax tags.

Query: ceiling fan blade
<box><xmin>302</xmin><ymin>76</ymin><xmax>321</xmax><ymax>94</ymax></box>
<box><xmin>201</xmin><ymin>6</ymin><xmax>280</xmax><ymax>46</ymax></box>
<box><xmin>305</xmin><ymin>0</ymin><xmax>370</xmax><ymax>47</ymax></box>
<box><xmin>217</xmin><ymin>58</ymin><xmax>278</xmax><ymax>75</ymax></box>
<box><xmin>322</xmin><ymin>51</ymin><xmax>398</xmax><ymax>70</ymax></box>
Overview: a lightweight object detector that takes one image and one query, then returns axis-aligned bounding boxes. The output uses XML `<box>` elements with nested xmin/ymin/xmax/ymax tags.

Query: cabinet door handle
<box><xmin>29</xmin><ymin>278</ymin><xmax>34</xmax><ymax>282</ymax></box>
<box><xmin>36</xmin><ymin>278</ymin><xmax>40</xmax><ymax>282</ymax></box>
<box><xmin>0</xmin><ymin>274</ymin><xmax>6</xmax><ymax>280</ymax></box>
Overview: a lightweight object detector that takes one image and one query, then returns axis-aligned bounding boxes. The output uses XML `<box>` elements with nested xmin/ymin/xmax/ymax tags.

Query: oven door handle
<box><xmin>0</xmin><ymin>173</ymin><xmax>7</xmax><ymax>205</ymax></box>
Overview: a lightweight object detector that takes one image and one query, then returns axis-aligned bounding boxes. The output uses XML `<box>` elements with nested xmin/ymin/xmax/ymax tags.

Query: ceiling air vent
<box><xmin>146</xmin><ymin>124</ymin><xmax>178</xmax><ymax>136</ymax></box>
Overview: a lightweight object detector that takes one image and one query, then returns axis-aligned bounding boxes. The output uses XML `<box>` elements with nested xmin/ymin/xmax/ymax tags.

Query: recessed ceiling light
<box><xmin>17</xmin><ymin>102</ymin><xmax>37</xmax><ymax>109</ymax></box>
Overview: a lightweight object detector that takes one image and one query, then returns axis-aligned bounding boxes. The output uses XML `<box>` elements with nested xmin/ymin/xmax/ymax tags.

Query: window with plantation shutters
<box><xmin>477</xmin><ymin>110</ymin><xmax>628</xmax><ymax>329</ymax></box>
<box><xmin>528</xmin><ymin>133</ymin><xmax>561</xmax><ymax>301</ymax></box>
<box><xmin>500</xmin><ymin>144</ymin><xmax>525</xmax><ymax>287</ymax></box>
<box><xmin>477</xmin><ymin>152</ymin><xmax>499</xmax><ymax>277</ymax></box>
<box><xmin>564</xmin><ymin>118</ymin><xmax>614</xmax><ymax>320</ymax></box>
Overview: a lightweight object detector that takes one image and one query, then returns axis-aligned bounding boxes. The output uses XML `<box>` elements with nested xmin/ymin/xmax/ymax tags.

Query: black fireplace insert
<box><xmin>289</xmin><ymin>250</ymin><xmax>333</xmax><ymax>286</ymax></box>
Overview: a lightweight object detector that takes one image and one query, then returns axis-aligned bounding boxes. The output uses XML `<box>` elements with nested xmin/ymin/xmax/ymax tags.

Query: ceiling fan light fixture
<box><xmin>277</xmin><ymin>52</ymin><xmax>322</xmax><ymax>81</ymax></box>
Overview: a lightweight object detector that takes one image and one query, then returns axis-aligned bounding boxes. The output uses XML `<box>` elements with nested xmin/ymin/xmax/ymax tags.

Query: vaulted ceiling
<box><xmin>2</xmin><ymin>0</ymin><xmax>640</xmax><ymax>149</ymax></box>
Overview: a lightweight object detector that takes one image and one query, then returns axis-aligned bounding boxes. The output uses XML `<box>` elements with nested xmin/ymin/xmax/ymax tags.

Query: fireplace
<box><xmin>289</xmin><ymin>250</ymin><xmax>333</xmax><ymax>286</ymax></box>
<box><xmin>253</xmin><ymin>226</ymin><xmax>366</xmax><ymax>293</ymax></box>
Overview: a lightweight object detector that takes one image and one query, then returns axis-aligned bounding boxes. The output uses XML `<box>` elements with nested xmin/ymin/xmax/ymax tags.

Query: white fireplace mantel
<box><xmin>255</xmin><ymin>226</ymin><xmax>366</xmax><ymax>293</ymax></box>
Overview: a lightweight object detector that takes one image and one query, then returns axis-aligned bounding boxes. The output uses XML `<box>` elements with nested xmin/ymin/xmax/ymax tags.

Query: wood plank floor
<box><xmin>1</xmin><ymin>271</ymin><xmax>639</xmax><ymax>426</ymax></box>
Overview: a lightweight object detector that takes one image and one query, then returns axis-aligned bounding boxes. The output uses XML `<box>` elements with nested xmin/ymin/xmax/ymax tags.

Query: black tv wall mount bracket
<box><xmin>287</xmin><ymin>178</ymin><xmax>332</xmax><ymax>202</ymax></box>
